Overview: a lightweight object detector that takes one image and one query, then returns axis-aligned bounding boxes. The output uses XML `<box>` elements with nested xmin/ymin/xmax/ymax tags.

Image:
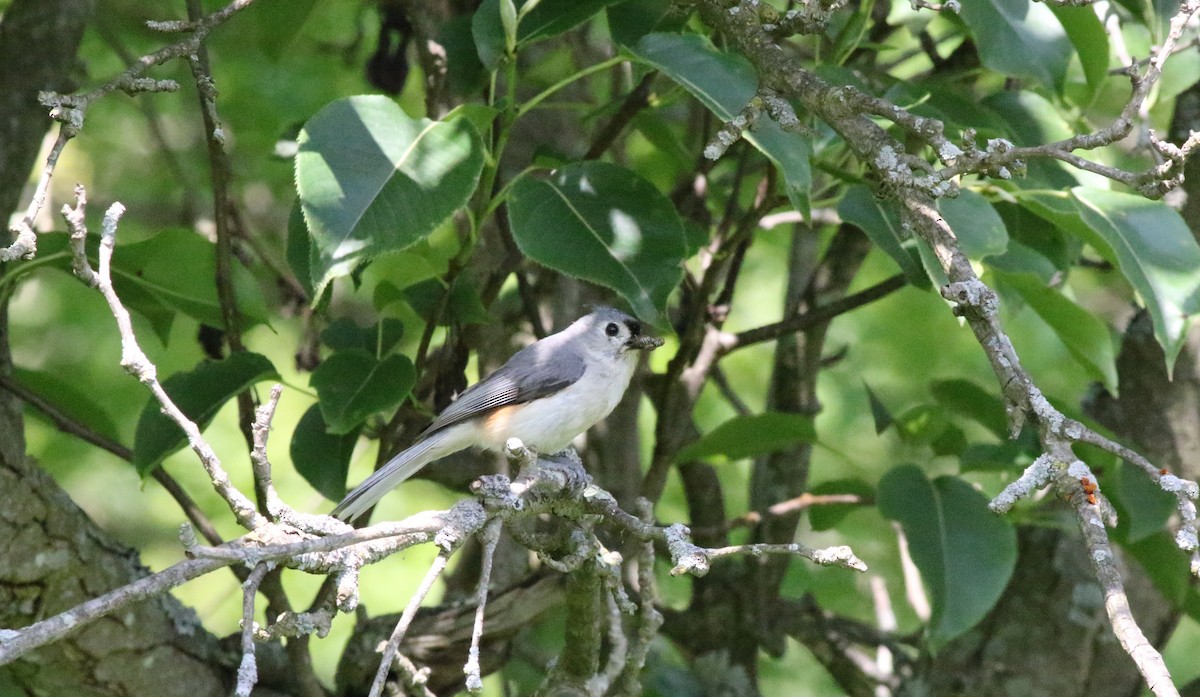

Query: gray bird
<box><xmin>333</xmin><ymin>307</ymin><xmax>663</xmax><ymax>521</ymax></box>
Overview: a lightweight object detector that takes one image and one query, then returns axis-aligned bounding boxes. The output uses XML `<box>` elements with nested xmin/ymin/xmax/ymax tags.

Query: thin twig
<box><xmin>368</xmin><ymin>552</ymin><xmax>453</xmax><ymax>697</ymax></box>
<box><xmin>464</xmin><ymin>518</ymin><xmax>503</xmax><ymax>693</ymax></box>
<box><xmin>234</xmin><ymin>562</ymin><xmax>270</xmax><ymax>697</ymax></box>
<box><xmin>66</xmin><ymin>191</ymin><xmax>263</xmax><ymax>530</ymax></box>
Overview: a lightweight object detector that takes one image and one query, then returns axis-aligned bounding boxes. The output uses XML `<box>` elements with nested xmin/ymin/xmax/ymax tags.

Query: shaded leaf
<box><xmin>1051</xmin><ymin>4</ymin><xmax>1110</xmax><ymax>99</ymax></box>
<box><xmin>937</xmin><ymin>190</ymin><xmax>1008</xmax><ymax>260</ymax></box>
<box><xmin>15</xmin><ymin>368</ymin><xmax>121</xmax><ymax>444</ymax></box>
<box><xmin>133</xmin><ymin>353</ymin><xmax>279</xmax><ymax>475</ymax></box>
<box><xmin>320</xmin><ymin>317</ymin><xmax>406</xmax><ymax>356</ymax></box>
<box><xmin>627</xmin><ymin>32</ymin><xmax>811</xmax><ymax>216</ymax></box>
<box><xmin>959</xmin><ymin>0</ymin><xmax>1072</xmax><ymax>92</ymax></box>
<box><xmin>676</xmin><ymin>412</ymin><xmax>817</xmax><ymax>463</ymax></box>
<box><xmin>507</xmin><ymin>161</ymin><xmax>686</xmax><ymax>321</ymax></box>
<box><xmin>809</xmin><ymin>478</ymin><xmax>875</xmax><ymax>532</ymax></box>
<box><xmin>310</xmin><ymin>350</ymin><xmax>415</xmax><ymax>434</ymax></box>
<box><xmin>838</xmin><ymin>185</ymin><xmax>929</xmax><ymax>288</ymax></box>
<box><xmin>994</xmin><ymin>271</ymin><xmax>1118</xmax><ymax>390</ymax></box>
<box><xmin>404</xmin><ymin>277</ymin><xmax>489</xmax><ymax>326</ymax></box>
<box><xmin>473</xmin><ymin>0</ymin><xmax>626</xmax><ymax>69</ymax></box>
<box><xmin>295</xmin><ymin>96</ymin><xmax>484</xmax><ymax>296</ymax></box>
<box><xmin>1071</xmin><ymin>187</ymin><xmax>1200</xmax><ymax>372</ymax></box>
<box><xmin>864</xmin><ymin>381</ymin><xmax>894</xmax><ymax>435</ymax></box>
<box><xmin>287</xmin><ymin>199</ymin><xmax>314</xmax><ymax>299</ymax></box>
<box><xmin>878</xmin><ymin>465</ymin><xmax>1018</xmax><ymax>652</ymax></box>
<box><xmin>291</xmin><ymin>404</ymin><xmax>359</xmax><ymax>501</ymax></box>
<box><xmin>929</xmin><ymin>379</ymin><xmax>1008</xmax><ymax>440</ymax></box>
<box><xmin>1110</xmin><ymin>462</ymin><xmax>1177</xmax><ymax>544</ymax></box>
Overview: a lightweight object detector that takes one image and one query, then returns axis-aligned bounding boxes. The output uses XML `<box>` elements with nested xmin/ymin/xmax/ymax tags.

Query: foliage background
<box><xmin>4</xmin><ymin>0</ymin><xmax>1200</xmax><ymax>695</ymax></box>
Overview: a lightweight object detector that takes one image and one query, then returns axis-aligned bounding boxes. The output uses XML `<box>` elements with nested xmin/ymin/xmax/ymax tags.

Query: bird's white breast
<box><xmin>478</xmin><ymin>349</ymin><xmax>638</xmax><ymax>452</ymax></box>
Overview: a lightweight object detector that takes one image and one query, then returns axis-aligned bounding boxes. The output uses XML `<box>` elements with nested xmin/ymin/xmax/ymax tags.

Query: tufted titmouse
<box><xmin>333</xmin><ymin>307</ymin><xmax>664</xmax><ymax>521</ymax></box>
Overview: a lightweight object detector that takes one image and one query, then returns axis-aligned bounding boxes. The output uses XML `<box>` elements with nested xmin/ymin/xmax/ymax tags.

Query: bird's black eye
<box><xmin>605</xmin><ymin>322</ymin><xmax>620</xmax><ymax>337</ymax></box>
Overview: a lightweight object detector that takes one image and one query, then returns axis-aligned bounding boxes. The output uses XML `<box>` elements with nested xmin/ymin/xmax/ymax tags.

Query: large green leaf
<box><xmin>472</xmin><ymin>0</ymin><xmax>626</xmax><ymax>68</ymax></box>
<box><xmin>11</xmin><ymin>228</ymin><xmax>272</xmax><ymax>342</ymax></box>
<box><xmin>507</xmin><ymin>161</ymin><xmax>686</xmax><ymax>321</ymax></box>
<box><xmin>1051</xmin><ymin>4</ymin><xmax>1110</xmax><ymax>100</ymax></box>
<box><xmin>1070</xmin><ymin>188</ymin><xmax>1200</xmax><ymax>371</ymax></box>
<box><xmin>878</xmin><ymin>465</ymin><xmax>1017</xmax><ymax>652</ymax></box>
<box><xmin>928</xmin><ymin>379</ymin><xmax>1008</xmax><ymax>440</ymax></box>
<box><xmin>295</xmin><ymin>96</ymin><xmax>484</xmax><ymax>296</ymax></box>
<box><xmin>993</xmin><ymin>271</ymin><xmax>1118</xmax><ymax>390</ymax></box>
<box><xmin>958</xmin><ymin>0</ymin><xmax>1072</xmax><ymax>92</ymax></box>
<box><xmin>291</xmin><ymin>403</ymin><xmax>359</xmax><ymax>501</ymax></box>
<box><xmin>310</xmin><ymin>350</ymin><xmax>415</xmax><ymax>434</ymax></box>
<box><xmin>937</xmin><ymin>190</ymin><xmax>1009</xmax><ymax>260</ymax></box>
<box><xmin>808</xmin><ymin>478</ymin><xmax>875</xmax><ymax>532</ymax></box>
<box><xmin>838</xmin><ymin>185</ymin><xmax>930</xmax><ymax>288</ymax></box>
<box><xmin>676</xmin><ymin>412</ymin><xmax>817</xmax><ymax>463</ymax></box>
<box><xmin>114</xmin><ymin>229</ymin><xmax>271</xmax><ymax>333</ymax></box>
<box><xmin>15</xmin><ymin>368</ymin><xmax>121</xmax><ymax>445</ymax></box>
<box><xmin>627</xmin><ymin>32</ymin><xmax>811</xmax><ymax>216</ymax></box>
<box><xmin>133</xmin><ymin>352</ymin><xmax>279</xmax><ymax>476</ymax></box>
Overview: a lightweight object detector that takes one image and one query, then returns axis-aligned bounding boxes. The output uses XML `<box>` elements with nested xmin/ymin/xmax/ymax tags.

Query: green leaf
<box><xmin>607</xmin><ymin>0</ymin><xmax>672</xmax><ymax>47</ymax></box>
<box><xmin>1110</xmin><ymin>462</ymin><xmax>1177</xmax><ymax>544</ymax></box>
<box><xmin>1070</xmin><ymin>187</ymin><xmax>1200</xmax><ymax>372</ymax></box>
<box><xmin>310</xmin><ymin>350</ymin><xmax>415</xmax><ymax>434</ymax></box>
<box><xmin>863</xmin><ymin>381</ymin><xmax>894</xmax><ymax>435</ymax></box>
<box><xmin>808</xmin><ymin>478</ymin><xmax>874</xmax><ymax>532</ymax></box>
<box><xmin>14</xmin><ymin>368</ymin><xmax>121</xmax><ymax>445</ymax></box>
<box><xmin>1051</xmin><ymin>5</ymin><xmax>1110</xmax><ymax>99</ymax></box>
<box><xmin>473</xmin><ymin>0</ymin><xmax>626</xmax><ymax>69</ymax></box>
<box><xmin>320</xmin><ymin>317</ymin><xmax>406</xmax><ymax>356</ymax></box>
<box><xmin>878</xmin><ymin>465</ymin><xmax>1018</xmax><ymax>652</ymax></box>
<box><xmin>133</xmin><ymin>353</ymin><xmax>279</xmax><ymax>476</ymax></box>
<box><xmin>929</xmin><ymin>379</ymin><xmax>1008</xmax><ymax>440</ymax></box>
<box><xmin>838</xmin><ymin>185</ymin><xmax>930</xmax><ymax>288</ymax></box>
<box><xmin>958</xmin><ymin>0</ymin><xmax>1072</xmax><ymax>92</ymax></box>
<box><xmin>246</xmin><ymin>0</ymin><xmax>319</xmax><ymax>61</ymax></box>
<box><xmin>507</xmin><ymin>161</ymin><xmax>686</xmax><ymax>321</ymax></box>
<box><xmin>404</xmin><ymin>277</ymin><xmax>489</xmax><ymax>326</ymax></box>
<box><xmin>295</xmin><ymin>96</ymin><xmax>484</xmax><ymax>297</ymax></box>
<box><xmin>287</xmin><ymin>199</ymin><xmax>314</xmax><ymax>299</ymax></box>
<box><xmin>994</xmin><ymin>271</ymin><xmax>1118</xmax><ymax>390</ymax></box>
<box><xmin>112</xmin><ymin>229</ymin><xmax>270</xmax><ymax>336</ymax></box>
<box><xmin>937</xmin><ymin>190</ymin><xmax>1008</xmax><ymax>260</ymax></box>
<box><xmin>290</xmin><ymin>404</ymin><xmax>359</xmax><ymax>501</ymax></box>
<box><xmin>627</xmin><ymin>33</ymin><xmax>811</xmax><ymax>216</ymax></box>
<box><xmin>676</xmin><ymin>412</ymin><xmax>817</xmax><ymax>463</ymax></box>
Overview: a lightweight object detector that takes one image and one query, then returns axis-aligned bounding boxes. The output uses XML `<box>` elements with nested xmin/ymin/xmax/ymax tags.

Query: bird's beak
<box><xmin>626</xmin><ymin>334</ymin><xmax>664</xmax><ymax>351</ymax></box>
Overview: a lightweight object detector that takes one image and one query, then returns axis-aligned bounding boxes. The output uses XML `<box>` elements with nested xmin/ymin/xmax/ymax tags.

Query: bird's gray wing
<box><xmin>422</xmin><ymin>341</ymin><xmax>586</xmax><ymax>435</ymax></box>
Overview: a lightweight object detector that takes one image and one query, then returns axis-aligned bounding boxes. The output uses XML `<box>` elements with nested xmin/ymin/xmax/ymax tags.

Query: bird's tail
<box><xmin>332</xmin><ymin>429</ymin><xmax>462</xmax><ymax>522</ymax></box>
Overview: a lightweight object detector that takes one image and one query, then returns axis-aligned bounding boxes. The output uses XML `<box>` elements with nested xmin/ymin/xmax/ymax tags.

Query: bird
<box><xmin>332</xmin><ymin>307</ymin><xmax>664</xmax><ymax>521</ymax></box>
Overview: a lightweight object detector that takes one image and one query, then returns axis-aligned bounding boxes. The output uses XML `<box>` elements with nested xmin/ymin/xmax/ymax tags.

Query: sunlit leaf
<box><xmin>507</xmin><ymin>161</ymin><xmax>686</xmax><ymax>321</ymax></box>
<box><xmin>296</xmin><ymin>96</ymin><xmax>484</xmax><ymax>297</ymax></box>
<box><xmin>878</xmin><ymin>465</ymin><xmax>1017</xmax><ymax>652</ymax></box>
